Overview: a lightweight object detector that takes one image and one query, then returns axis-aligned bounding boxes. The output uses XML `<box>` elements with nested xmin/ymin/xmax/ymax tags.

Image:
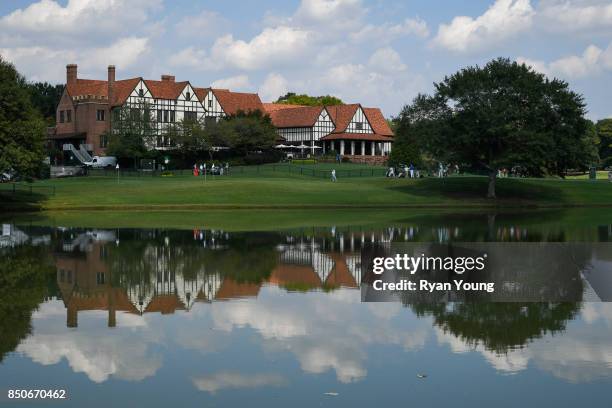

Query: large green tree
<box><xmin>596</xmin><ymin>118</ymin><xmax>612</xmax><ymax>167</ymax></box>
<box><xmin>275</xmin><ymin>92</ymin><xmax>343</xmax><ymax>107</ymax></box>
<box><xmin>0</xmin><ymin>56</ymin><xmax>46</xmax><ymax>179</ymax></box>
<box><xmin>26</xmin><ymin>82</ymin><xmax>63</xmax><ymax>125</ymax></box>
<box><xmin>221</xmin><ymin>110</ymin><xmax>277</xmax><ymax>156</ymax></box>
<box><xmin>398</xmin><ymin>58</ymin><xmax>594</xmax><ymax>198</ymax></box>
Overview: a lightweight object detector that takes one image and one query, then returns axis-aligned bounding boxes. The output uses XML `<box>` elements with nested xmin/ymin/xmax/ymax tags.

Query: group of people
<box><xmin>193</xmin><ymin>162</ymin><xmax>230</xmax><ymax>177</ymax></box>
<box><xmin>386</xmin><ymin>163</ymin><xmax>420</xmax><ymax>179</ymax></box>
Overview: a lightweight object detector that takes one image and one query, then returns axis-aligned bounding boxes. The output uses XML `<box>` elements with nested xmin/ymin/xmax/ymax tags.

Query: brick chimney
<box><xmin>107</xmin><ymin>65</ymin><xmax>115</xmax><ymax>131</ymax></box>
<box><xmin>107</xmin><ymin>65</ymin><xmax>115</xmax><ymax>102</ymax></box>
<box><xmin>66</xmin><ymin>64</ymin><xmax>77</xmax><ymax>85</ymax></box>
<box><xmin>161</xmin><ymin>74</ymin><xmax>175</xmax><ymax>82</ymax></box>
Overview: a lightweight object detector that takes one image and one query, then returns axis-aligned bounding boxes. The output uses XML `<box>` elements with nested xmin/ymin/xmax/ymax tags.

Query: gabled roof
<box><xmin>194</xmin><ymin>87</ymin><xmax>210</xmax><ymax>102</ymax></box>
<box><xmin>111</xmin><ymin>78</ymin><xmax>141</xmax><ymax>106</ymax></box>
<box><xmin>266</xmin><ymin>105</ymin><xmax>326</xmax><ymax>128</ymax></box>
<box><xmin>211</xmin><ymin>89</ymin><xmax>264</xmax><ymax>115</ymax></box>
<box><xmin>363</xmin><ymin>107</ymin><xmax>394</xmax><ymax>136</ymax></box>
<box><xmin>326</xmin><ymin>104</ymin><xmax>360</xmax><ymax>133</ymax></box>
<box><xmin>144</xmin><ymin>79</ymin><xmax>190</xmax><ymax>100</ymax></box>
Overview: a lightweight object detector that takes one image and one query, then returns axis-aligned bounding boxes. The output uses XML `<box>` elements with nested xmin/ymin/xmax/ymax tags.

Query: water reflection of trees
<box><xmin>0</xmin><ymin>246</ymin><xmax>56</xmax><ymax>362</ymax></box>
<box><xmin>411</xmin><ymin>303</ymin><xmax>580</xmax><ymax>354</ymax></box>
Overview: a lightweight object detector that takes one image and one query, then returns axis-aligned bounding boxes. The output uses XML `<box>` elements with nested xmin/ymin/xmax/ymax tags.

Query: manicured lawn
<box><xmin>1</xmin><ymin>171</ymin><xmax>611</xmax><ymax>211</ymax></box>
<box><xmin>566</xmin><ymin>171</ymin><xmax>611</xmax><ymax>180</ymax></box>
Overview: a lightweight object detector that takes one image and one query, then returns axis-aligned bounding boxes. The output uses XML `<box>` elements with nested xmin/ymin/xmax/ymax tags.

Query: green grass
<box><xmin>1</xmin><ymin>172</ymin><xmax>612</xmax><ymax>212</ymax></box>
<box><xmin>566</xmin><ymin>171</ymin><xmax>611</xmax><ymax>180</ymax></box>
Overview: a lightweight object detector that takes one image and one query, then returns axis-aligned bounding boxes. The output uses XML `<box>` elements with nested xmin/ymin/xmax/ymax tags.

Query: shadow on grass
<box><xmin>0</xmin><ymin>191</ymin><xmax>47</xmax><ymax>212</ymax></box>
<box><xmin>390</xmin><ymin>177</ymin><xmax>565</xmax><ymax>204</ymax></box>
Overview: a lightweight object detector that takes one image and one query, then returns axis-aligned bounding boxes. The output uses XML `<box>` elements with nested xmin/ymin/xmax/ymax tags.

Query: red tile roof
<box><xmin>144</xmin><ymin>79</ymin><xmax>189</xmax><ymax>100</ymax></box>
<box><xmin>363</xmin><ymin>107</ymin><xmax>394</xmax><ymax>136</ymax></box>
<box><xmin>267</xmin><ymin>105</ymin><xmax>325</xmax><ymax>128</ymax></box>
<box><xmin>111</xmin><ymin>78</ymin><xmax>141</xmax><ymax>106</ymax></box>
<box><xmin>327</xmin><ymin>104</ymin><xmax>361</xmax><ymax>133</ymax></box>
<box><xmin>194</xmin><ymin>87</ymin><xmax>210</xmax><ymax>102</ymax></box>
<box><xmin>321</xmin><ymin>132</ymin><xmax>394</xmax><ymax>142</ymax></box>
<box><xmin>65</xmin><ymin>79</ymin><xmax>108</xmax><ymax>99</ymax></box>
<box><xmin>211</xmin><ymin>89</ymin><xmax>264</xmax><ymax>115</ymax></box>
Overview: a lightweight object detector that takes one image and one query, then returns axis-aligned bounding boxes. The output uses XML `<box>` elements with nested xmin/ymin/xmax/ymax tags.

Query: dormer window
<box><xmin>185</xmin><ymin>91</ymin><xmax>191</xmax><ymax>101</ymax></box>
<box><xmin>138</xmin><ymin>89</ymin><xmax>144</xmax><ymax>97</ymax></box>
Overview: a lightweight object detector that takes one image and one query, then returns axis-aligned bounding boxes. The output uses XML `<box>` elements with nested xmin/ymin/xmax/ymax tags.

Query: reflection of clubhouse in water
<box><xmin>53</xmin><ymin>228</ymin><xmax>367</xmax><ymax>328</ymax></box>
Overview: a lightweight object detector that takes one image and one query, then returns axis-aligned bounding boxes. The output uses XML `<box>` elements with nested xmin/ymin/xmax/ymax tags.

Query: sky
<box><xmin>0</xmin><ymin>0</ymin><xmax>611</xmax><ymax>119</ymax></box>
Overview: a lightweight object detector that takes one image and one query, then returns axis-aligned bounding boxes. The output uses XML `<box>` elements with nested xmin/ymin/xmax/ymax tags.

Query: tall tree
<box><xmin>0</xmin><ymin>56</ymin><xmax>46</xmax><ymax>179</ymax></box>
<box><xmin>397</xmin><ymin>58</ymin><xmax>593</xmax><ymax>198</ymax></box>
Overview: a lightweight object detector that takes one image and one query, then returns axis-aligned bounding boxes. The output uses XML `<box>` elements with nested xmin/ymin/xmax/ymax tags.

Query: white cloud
<box><xmin>211</xmin><ymin>75</ymin><xmax>252</xmax><ymax>91</ymax></box>
<box><xmin>192</xmin><ymin>372</ymin><xmax>286</xmax><ymax>394</ymax></box>
<box><xmin>174</xmin><ymin>10</ymin><xmax>229</xmax><ymax>38</ymax></box>
<box><xmin>169</xmin><ymin>46</ymin><xmax>207</xmax><ymax>68</ymax></box>
<box><xmin>518</xmin><ymin>42</ymin><xmax>612</xmax><ymax>79</ymax></box>
<box><xmin>209</xmin><ymin>26</ymin><xmax>314</xmax><ymax>70</ymax></box>
<box><xmin>259</xmin><ymin>73</ymin><xmax>289</xmax><ymax>102</ymax></box>
<box><xmin>538</xmin><ymin>0</ymin><xmax>612</xmax><ymax>33</ymax></box>
<box><xmin>293</xmin><ymin>0</ymin><xmax>365</xmax><ymax>30</ymax></box>
<box><xmin>0</xmin><ymin>0</ymin><xmax>161</xmax><ymax>45</ymax></box>
<box><xmin>0</xmin><ymin>37</ymin><xmax>150</xmax><ymax>82</ymax></box>
<box><xmin>433</xmin><ymin>0</ymin><xmax>535</xmax><ymax>52</ymax></box>
<box><xmin>368</xmin><ymin>47</ymin><xmax>407</xmax><ymax>72</ymax></box>
<box><xmin>351</xmin><ymin>17</ymin><xmax>430</xmax><ymax>43</ymax></box>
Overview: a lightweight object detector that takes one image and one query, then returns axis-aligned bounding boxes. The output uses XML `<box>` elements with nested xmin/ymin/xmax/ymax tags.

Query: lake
<box><xmin>1</xmin><ymin>209</ymin><xmax>612</xmax><ymax>407</ymax></box>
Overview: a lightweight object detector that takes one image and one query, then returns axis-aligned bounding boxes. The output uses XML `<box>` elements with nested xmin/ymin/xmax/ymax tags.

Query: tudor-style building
<box><xmin>50</xmin><ymin>64</ymin><xmax>393</xmax><ymax>163</ymax></box>
<box><xmin>50</xmin><ymin>64</ymin><xmax>263</xmax><ymax>157</ymax></box>
<box><xmin>264</xmin><ymin>103</ymin><xmax>394</xmax><ymax>164</ymax></box>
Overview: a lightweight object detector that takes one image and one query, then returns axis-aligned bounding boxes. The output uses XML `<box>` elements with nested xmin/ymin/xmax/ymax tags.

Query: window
<box><xmin>208</xmin><ymin>99</ymin><xmax>213</xmax><ymax>109</ymax></box>
<box><xmin>100</xmin><ymin>134</ymin><xmax>108</xmax><ymax>148</ymax></box>
<box><xmin>138</xmin><ymin>89</ymin><xmax>144</xmax><ymax>97</ymax></box>
<box><xmin>67</xmin><ymin>110</ymin><xmax>72</xmax><ymax>122</ymax></box>
<box><xmin>356</xmin><ymin>122</ymin><xmax>363</xmax><ymax>130</ymax></box>
<box><xmin>157</xmin><ymin>109</ymin><xmax>162</xmax><ymax>122</ymax></box>
<box><xmin>170</xmin><ymin>110</ymin><xmax>175</xmax><ymax>122</ymax></box>
<box><xmin>96</xmin><ymin>109</ymin><xmax>105</xmax><ymax>121</ymax></box>
<box><xmin>185</xmin><ymin>91</ymin><xmax>191</xmax><ymax>101</ymax></box>
<box><xmin>96</xmin><ymin>272</ymin><xmax>105</xmax><ymax>285</ymax></box>
<box><xmin>184</xmin><ymin>111</ymin><xmax>197</xmax><ymax>122</ymax></box>
<box><xmin>113</xmin><ymin>109</ymin><xmax>120</xmax><ymax>121</ymax></box>
<box><xmin>59</xmin><ymin>110</ymin><xmax>65</xmax><ymax>123</ymax></box>
<box><xmin>163</xmin><ymin>110</ymin><xmax>169</xmax><ymax>123</ymax></box>
<box><xmin>59</xmin><ymin>269</ymin><xmax>65</xmax><ymax>282</ymax></box>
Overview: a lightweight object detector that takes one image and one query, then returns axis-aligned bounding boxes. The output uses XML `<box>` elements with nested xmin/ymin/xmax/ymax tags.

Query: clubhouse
<box><xmin>49</xmin><ymin>64</ymin><xmax>393</xmax><ymax>163</ymax></box>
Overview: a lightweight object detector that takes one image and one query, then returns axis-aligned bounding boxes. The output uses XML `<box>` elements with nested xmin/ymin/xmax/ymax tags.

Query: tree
<box><xmin>0</xmin><ymin>56</ymin><xmax>46</xmax><ymax>179</ymax></box>
<box><xmin>0</xmin><ymin>245</ymin><xmax>56</xmax><ymax>362</ymax></box>
<box><xmin>398</xmin><ymin>58</ymin><xmax>592</xmax><ymax>198</ymax></box>
<box><xmin>107</xmin><ymin>102</ymin><xmax>157</xmax><ymax>167</ymax></box>
<box><xmin>26</xmin><ymin>82</ymin><xmax>63</xmax><ymax>125</ymax></box>
<box><xmin>222</xmin><ymin>110</ymin><xmax>277</xmax><ymax>156</ymax></box>
<box><xmin>596</xmin><ymin>118</ymin><xmax>612</xmax><ymax>167</ymax></box>
<box><xmin>275</xmin><ymin>92</ymin><xmax>343</xmax><ymax>106</ymax></box>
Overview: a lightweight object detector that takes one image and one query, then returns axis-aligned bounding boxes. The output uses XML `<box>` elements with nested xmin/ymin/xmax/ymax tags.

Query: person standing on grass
<box><xmin>331</xmin><ymin>169</ymin><xmax>337</xmax><ymax>182</ymax></box>
<box><xmin>409</xmin><ymin>163</ymin><xmax>414</xmax><ymax>179</ymax></box>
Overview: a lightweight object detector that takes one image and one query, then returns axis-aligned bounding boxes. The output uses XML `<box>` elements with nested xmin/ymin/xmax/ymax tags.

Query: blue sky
<box><xmin>0</xmin><ymin>0</ymin><xmax>611</xmax><ymax>119</ymax></box>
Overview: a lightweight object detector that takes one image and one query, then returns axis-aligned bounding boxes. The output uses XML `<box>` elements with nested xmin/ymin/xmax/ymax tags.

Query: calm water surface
<box><xmin>1</xmin><ymin>210</ymin><xmax>612</xmax><ymax>407</ymax></box>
